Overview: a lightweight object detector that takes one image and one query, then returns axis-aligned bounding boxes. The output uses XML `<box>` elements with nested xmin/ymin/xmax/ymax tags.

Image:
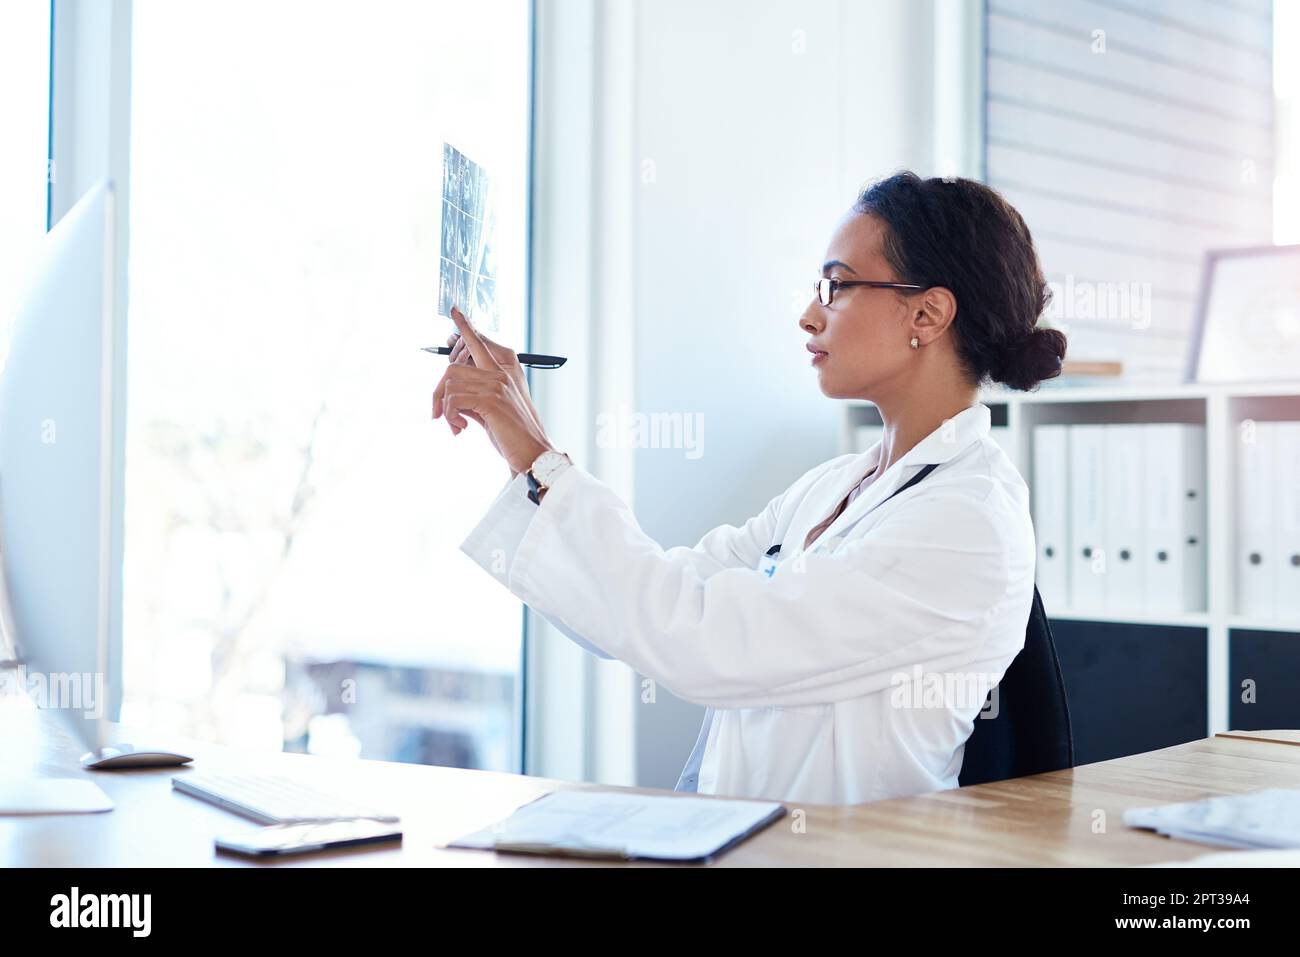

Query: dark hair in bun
<box><xmin>854</xmin><ymin>171</ymin><xmax>1067</xmax><ymax>391</ymax></box>
<box><xmin>989</xmin><ymin>326</ymin><xmax>1070</xmax><ymax>392</ymax></box>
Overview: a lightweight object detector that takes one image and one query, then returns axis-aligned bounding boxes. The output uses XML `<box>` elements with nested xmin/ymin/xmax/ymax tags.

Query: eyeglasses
<box><xmin>814</xmin><ymin>277</ymin><xmax>924</xmax><ymax>306</ymax></box>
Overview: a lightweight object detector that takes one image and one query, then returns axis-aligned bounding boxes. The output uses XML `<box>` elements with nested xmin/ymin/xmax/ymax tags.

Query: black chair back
<box><xmin>958</xmin><ymin>585</ymin><xmax>1074</xmax><ymax>786</ymax></box>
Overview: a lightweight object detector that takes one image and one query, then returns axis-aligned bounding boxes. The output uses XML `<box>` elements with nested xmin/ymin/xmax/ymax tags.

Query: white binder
<box><xmin>1236</xmin><ymin>420</ymin><xmax>1277</xmax><ymax>618</ymax></box>
<box><xmin>1103</xmin><ymin>425</ymin><xmax>1145</xmax><ymax>613</ymax></box>
<box><xmin>1031</xmin><ymin>425</ymin><xmax>1070</xmax><ymax>611</ymax></box>
<box><xmin>1068</xmin><ymin>424</ymin><xmax>1107</xmax><ymax>612</ymax></box>
<box><xmin>1143</xmin><ymin>424</ymin><xmax>1207</xmax><ymax>614</ymax></box>
<box><xmin>1275</xmin><ymin>422</ymin><xmax>1300</xmax><ymax>621</ymax></box>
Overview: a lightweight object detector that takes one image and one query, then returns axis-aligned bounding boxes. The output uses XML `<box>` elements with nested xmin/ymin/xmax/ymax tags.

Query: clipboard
<box><xmin>446</xmin><ymin>789</ymin><xmax>787</xmax><ymax>864</ymax></box>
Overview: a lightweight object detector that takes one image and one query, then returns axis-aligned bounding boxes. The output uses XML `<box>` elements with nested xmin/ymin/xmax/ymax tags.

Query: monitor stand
<box><xmin>0</xmin><ymin>779</ymin><xmax>114</xmax><ymax>813</ymax></box>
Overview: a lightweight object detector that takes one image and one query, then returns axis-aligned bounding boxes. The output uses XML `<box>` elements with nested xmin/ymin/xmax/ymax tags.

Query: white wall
<box><xmin>530</xmin><ymin>0</ymin><xmax>966</xmax><ymax>788</ymax></box>
<box><xmin>629</xmin><ymin>0</ymin><xmax>960</xmax><ymax>788</ymax></box>
<box><xmin>984</xmin><ymin>0</ymin><xmax>1274</xmax><ymax>384</ymax></box>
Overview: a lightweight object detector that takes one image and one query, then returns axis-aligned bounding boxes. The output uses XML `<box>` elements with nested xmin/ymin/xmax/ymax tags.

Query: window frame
<box><xmin>52</xmin><ymin>0</ymin><xmax>547</xmax><ymax>774</ymax></box>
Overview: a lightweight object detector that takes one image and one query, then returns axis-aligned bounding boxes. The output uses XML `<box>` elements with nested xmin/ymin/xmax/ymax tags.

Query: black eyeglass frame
<box><xmin>814</xmin><ymin>277</ymin><xmax>924</xmax><ymax>306</ymax></box>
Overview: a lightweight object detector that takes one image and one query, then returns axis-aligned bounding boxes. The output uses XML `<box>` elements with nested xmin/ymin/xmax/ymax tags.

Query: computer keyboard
<box><xmin>171</xmin><ymin>772</ymin><xmax>400</xmax><ymax>825</ymax></box>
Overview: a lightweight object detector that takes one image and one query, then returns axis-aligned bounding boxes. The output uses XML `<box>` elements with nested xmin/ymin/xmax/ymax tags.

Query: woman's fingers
<box><xmin>441</xmin><ymin>376</ymin><xmax>498</xmax><ymax>434</ymax></box>
<box><xmin>434</xmin><ymin>342</ymin><xmax>554</xmax><ymax>474</ymax></box>
<box><xmin>432</xmin><ymin>361</ymin><xmax>452</xmax><ymax>418</ymax></box>
<box><xmin>433</xmin><ymin>362</ymin><xmax>504</xmax><ymax>424</ymax></box>
<box><xmin>449</xmin><ymin>306</ymin><xmax>501</xmax><ymax>371</ymax></box>
<box><xmin>460</xmin><ymin>409</ymin><xmax>488</xmax><ymax>435</ymax></box>
<box><xmin>433</xmin><ymin>382</ymin><xmax>468</xmax><ymax>430</ymax></box>
<box><xmin>445</xmin><ymin>307</ymin><xmax>525</xmax><ymax>386</ymax></box>
<box><xmin>433</xmin><ymin>350</ymin><xmax>473</xmax><ymax>418</ymax></box>
<box><xmin>438</xmin><ymin>309</ymin><xmax>524</xmax><ymax>438</ymax></box>
<box><xmin>446</xmin><ymin>332</ymin><xmax>464</xmax><ymax>364</ymax></box>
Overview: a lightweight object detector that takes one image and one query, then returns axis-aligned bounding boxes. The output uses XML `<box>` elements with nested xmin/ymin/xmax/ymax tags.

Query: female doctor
<box><xmin>433</xmin><ymin>171</ymin><xmax>1067</xmax><ymax>806</ymax></box>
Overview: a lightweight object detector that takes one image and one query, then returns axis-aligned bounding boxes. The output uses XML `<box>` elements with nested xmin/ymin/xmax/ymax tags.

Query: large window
<box><xmin>0</xmin><ymin>1</ymin><xmax>51</xmax><ymax>326</ymax></box>
<box><xmin>123</xmin><ymin>0</ymin><xmax>533</xmax><ymax>771</ymax></box>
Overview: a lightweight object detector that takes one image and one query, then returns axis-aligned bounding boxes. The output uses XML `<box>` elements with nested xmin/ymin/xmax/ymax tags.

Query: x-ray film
<box><xmin>438</xmin><ymin>143</ymin><xmax>499</xmax><ymax>332</ymax></box>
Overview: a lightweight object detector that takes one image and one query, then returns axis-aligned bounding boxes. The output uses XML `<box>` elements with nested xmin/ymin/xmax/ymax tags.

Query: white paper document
<box><xmin>1125</xmin><ymin>789</ymin><xmax>1300</xmax><ymax>850</ymax></box>
<box><xmin>449</xmin><ymin>789</ymin><xmax>786</xmax><ymax>862</ymax></box>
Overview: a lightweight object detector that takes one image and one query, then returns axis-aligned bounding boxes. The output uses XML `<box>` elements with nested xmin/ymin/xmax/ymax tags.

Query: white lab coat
<box><xmin>459</xmin><ymin>402</ymin><xmax>1036</xmax><ymax>805</ymax></box>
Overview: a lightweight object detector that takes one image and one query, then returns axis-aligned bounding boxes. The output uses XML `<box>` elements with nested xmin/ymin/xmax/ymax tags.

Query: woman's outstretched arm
<box><xmin>461</xmin><ymin>461</ymin><xmax>1029</xmax><ymax>710</ymax></box>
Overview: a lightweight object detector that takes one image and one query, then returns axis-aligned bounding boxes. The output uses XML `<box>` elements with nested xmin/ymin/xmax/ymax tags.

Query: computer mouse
<box><xmin>81</xmin><ymin>746</ymin><xmax>194</xmax><ymax>770</ymax></box>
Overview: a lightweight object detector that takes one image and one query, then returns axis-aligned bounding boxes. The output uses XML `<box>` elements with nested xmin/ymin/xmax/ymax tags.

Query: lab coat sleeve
<box><xmin>458</xmin><ymin>470</ymin><xmax>617</xmax><ymax>660</ymax></box>
<box><xmin>459</xmin><ymin>466</ymin><xmax>796</xmax><ymax>662</ymax></box>
<box><xmin>467</xmin><ymin>462</ymin><xmax>1017</xmax><ymax>709</ymax></box>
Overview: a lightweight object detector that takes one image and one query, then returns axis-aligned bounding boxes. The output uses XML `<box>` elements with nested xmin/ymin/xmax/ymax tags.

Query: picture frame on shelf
<box><xmin>1187</xmin><ymin>244</ymin><xmax>1300</xmax><ymax>386</ymax></box>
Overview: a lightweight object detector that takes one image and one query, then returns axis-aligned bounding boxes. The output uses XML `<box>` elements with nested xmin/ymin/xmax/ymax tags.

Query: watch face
<box><xmin>532</xmin><ymin>451</ymin><xmax>570</xmax><ymax>485</ymax></box>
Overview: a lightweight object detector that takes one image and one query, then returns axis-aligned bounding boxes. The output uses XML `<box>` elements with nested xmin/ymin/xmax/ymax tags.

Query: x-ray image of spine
<box><xmin>438</xmin><ymin>143</ymin><xmax>500</xmax><ymax>332</ymax></box>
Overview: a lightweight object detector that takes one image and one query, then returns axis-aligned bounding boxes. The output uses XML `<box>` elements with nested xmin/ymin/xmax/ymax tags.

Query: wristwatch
<box><xmin>526</xmin><ymin>450</ymin><xmax>572</xmax><ymax>505</ymax></box>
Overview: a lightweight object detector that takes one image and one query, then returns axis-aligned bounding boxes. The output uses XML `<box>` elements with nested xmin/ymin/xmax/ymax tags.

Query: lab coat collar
<box><xmin>805</xmin><ymin>403</ymin><xmax>992</xmax><ymax>553</ymax></box>
<box><xmin>896</xmin><ymin>401</ymin><xmax>992</xmax><ymax>466</ymax></box>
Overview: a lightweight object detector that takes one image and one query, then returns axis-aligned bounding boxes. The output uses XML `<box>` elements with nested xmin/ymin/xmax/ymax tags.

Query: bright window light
<box><xmin>124</xmin><ymin>0</ymin><xmax>532</xmax><ymax>771</ymax></box>
<box><xmin>0</xmin><ymin>1</ymin><xmax>51</xmax><ymax>326</ymax></box>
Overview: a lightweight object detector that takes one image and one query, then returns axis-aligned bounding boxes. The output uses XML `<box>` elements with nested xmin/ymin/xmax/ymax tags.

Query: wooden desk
<box><xmin>1213</xmin><ymin>729</ymin><xmax>1300</xmax><ymax>748</ymax></box>
<box><xmin>5</xmin><ymin>702</ymin><xmax>1299</xmax><ymax>867</ymax></box>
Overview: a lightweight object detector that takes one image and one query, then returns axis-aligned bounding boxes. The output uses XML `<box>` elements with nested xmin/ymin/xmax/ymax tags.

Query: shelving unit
<box><xmin>843</xmin><ymin>381</ymin><xmax>1300</xmax><ymax>761</ymax></box>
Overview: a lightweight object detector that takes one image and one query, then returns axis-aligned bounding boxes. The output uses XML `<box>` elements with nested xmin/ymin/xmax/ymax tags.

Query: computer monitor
<box><xmin>0</xmin><ymin>180</ymin><xmax>187</xmax><ymax>770</ymax></box>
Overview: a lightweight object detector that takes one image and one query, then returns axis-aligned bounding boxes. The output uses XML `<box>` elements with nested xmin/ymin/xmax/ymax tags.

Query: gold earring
<box><xmin>909</xmin><ymin>337</ymin><xmax>919</xmax><ymax>349</ymax></box>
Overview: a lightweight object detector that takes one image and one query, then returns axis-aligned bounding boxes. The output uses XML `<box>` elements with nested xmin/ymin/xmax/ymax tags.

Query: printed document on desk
<box><xmin>448</xmin><ymin>790</ymin><xmax>786</xmax><ymax>863</ymax></box>
<box><xmin>1124</xmin><ymin>788</ymin><xmax>1300</xmax><ymax>849</ymax></box>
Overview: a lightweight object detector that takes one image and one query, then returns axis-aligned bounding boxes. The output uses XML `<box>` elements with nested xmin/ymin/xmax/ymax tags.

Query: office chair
<box><xmin>957</xmin><ymin>585</ymin><xmax>1075</xmax><ymax>787</ymax></box>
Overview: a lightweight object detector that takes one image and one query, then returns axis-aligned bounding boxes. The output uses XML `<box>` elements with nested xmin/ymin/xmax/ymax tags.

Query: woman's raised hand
<box><xmin>432</xmin><ymin>306</ymin><xmax>555</xmax><ymax>476</ymax></box>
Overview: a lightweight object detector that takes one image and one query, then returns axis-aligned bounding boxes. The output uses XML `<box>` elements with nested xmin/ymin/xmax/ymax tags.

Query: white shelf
<box><xmin>844</xmin><ymin>380</ymin><xmax>1300</xmax><ymax>408</ymax></box>
<box><xmin>1226</xmin><ymin>617</ymin><xmax>1300</xmax><ymax>634</ymax></box>
<box><xmin>1048</xmin><ymin>609</ymin><xmax>1210</xmax><ymax>629</ymax></box>
<box><xmin>983</xmin><ymin>384</ymin><xmax>1203</xmax><ymax>405</ymax></box>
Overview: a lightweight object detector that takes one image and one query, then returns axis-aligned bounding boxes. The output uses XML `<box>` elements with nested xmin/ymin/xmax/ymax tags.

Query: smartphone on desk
<box><xmin>215</xmin><ymin>819</ymin><xmax>403</xmax><ymax>858</ymax></box>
